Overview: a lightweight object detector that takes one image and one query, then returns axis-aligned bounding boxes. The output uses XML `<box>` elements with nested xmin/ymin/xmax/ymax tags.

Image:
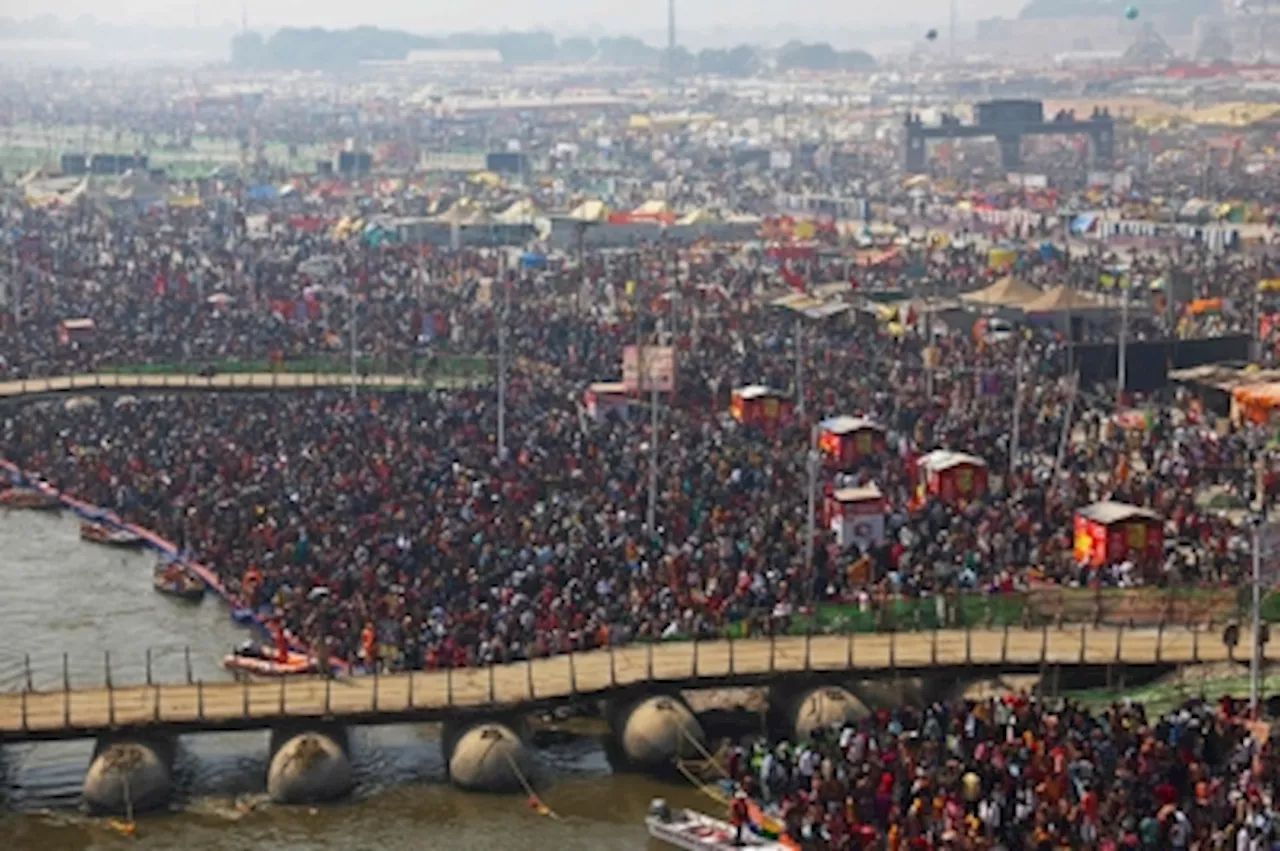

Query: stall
<box><xmin>583</xmin><ymin>382</ymin><xmax>633</xmax><ymax>422</ymax></box>
<box><xmin>818</xmin><ymin>416</ymin><xmax>887</xmax><ymax>467</ymax></box>
<box><xmin>916</xmin><ymin>450</ymin><xmax>989</xmax><ymax>505</ymax></box>
<box><xmin>57</xmin><ymin>317</ymin><xmax>96</xmax><ymax>345</ymax></box>
<box><xmin>1073</xmin><ymin>501</ymin><xmax>1164</xmax><ymax>568</ymax></box>
<box><xmin>730</xmin><ymin>385</ymin><xmax>792</xmax><ymax>429</ymax></box>
<box><xmin>826</xmin><ymin>484</ymin><xmax>886</xmax><ymax>551</ymax></box>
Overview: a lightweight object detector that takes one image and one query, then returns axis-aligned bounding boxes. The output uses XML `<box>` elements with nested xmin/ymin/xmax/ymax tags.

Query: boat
<box><xmin>153</xmin><ymin>565</ymin><xmax>205</xmax><ymax>601</ymax></box>
<box><xmin>221</xmin><ymin>647</ymin><xmax>317</xmax><ymax>677</ymax></box>
<box><xmin>80</xmin><ymin>521</ymin><xmax>143</xmax><ymax>547</ymax></box>
<box><xmin>0</xmin><ymin>487</ymin><xmax>61</xmax><ymax>510</ymax></box>
<box><xmin>645</xmin><ymin>800</ymin><xmax>793</xmax><ymax>851</ymax></box>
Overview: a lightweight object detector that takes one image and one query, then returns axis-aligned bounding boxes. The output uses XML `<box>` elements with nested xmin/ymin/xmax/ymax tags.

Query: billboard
<box><xmin>622</xmin><ymin>345</ymin><xmax>676</xmax><ymax>392</ymax></box>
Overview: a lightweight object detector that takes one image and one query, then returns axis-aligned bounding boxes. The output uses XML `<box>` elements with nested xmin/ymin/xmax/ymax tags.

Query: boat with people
<box><xmin>645</xmin><ymin>799</ymin><xmax>793</xmax><ymax>851</ymax></box>
<box><xmin>0</xmin><ymin>486</ymin><xmax>61</xmax><ymax>510</ymax></box>
<box><xmin>221</xmin><ymin>641</ymin><xmax>317</xmax><ymax>677</ymax></box>
<box><xmin>152</xmin><ymin>561</ymin><xmax>205</xmax><ymax>601</ymax></box>
<box><xmin>80</xmin><ymin>521</ymin><xmax>143</xmax><ymax>547</ymax></box>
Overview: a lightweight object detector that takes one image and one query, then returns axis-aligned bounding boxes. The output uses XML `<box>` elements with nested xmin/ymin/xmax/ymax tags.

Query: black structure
<box><xmin>905</xmin><ymin>99</ymin><xmax>1115</xmax><ymax>172</ymax></box>
<box><xmin>337</xmin><ymin>151</ymin><xmax>372</xmax><ymax>176</ymax></box>
<box><xmin>485</xmin><ymin>152</ymin><xmax>530</xmax><ymax>175</ymax></box>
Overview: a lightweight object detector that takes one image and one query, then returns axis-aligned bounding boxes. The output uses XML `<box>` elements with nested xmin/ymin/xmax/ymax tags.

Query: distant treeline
<box><xmin>1017</xmin><ymin>0</ymin><xmax>1220</xmax><ymax>19</ymax></box>
<box><xmin>230</xmin><ymin>27</ymin><xmax>876</xmax><ymax>74</ymax></box>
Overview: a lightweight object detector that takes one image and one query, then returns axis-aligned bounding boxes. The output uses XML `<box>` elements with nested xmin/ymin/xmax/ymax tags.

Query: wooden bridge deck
<box><xmin>0</xmin><ymin>372</ymin><xmax>478</xmax><ymax>401</ymax></box>
<box><xmin>0</xmin><ymin>625</ymin><xmax>1255</xmax><ymax>742</ymax></box>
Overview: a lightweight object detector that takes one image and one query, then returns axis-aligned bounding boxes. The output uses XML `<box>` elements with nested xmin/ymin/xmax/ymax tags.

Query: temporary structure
<box><xmin>1019</xmin><ymin>285</ymin><xmax>1106</xmax><ymax>314</ymax></box>
<box><xmin>959</xmin><ymin>275</ymin><xmax>1043</xmax><ymax>308</ymax></box>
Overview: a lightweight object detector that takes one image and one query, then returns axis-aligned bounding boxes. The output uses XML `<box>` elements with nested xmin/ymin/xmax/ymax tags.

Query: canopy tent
<box><xmin>1019</xmin><ymin>285</ymin><xmax>1106</xmax><ymax>314</ymax></box>
<box><xmin>959</xmin><ymin>275</ymin><xmax>1043</xmax><ymax>308</ymax></box>
<box><xmin>495</xmin><ymin>198</ymin><xmax>541</xmax><ymax>224</ymax></box>
<box><xmin>567</xmin><ymin>199</ymin><xmax>610</xmax><ymax>223</ymax></box>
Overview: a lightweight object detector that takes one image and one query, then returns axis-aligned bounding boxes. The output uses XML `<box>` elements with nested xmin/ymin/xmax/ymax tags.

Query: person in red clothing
<box><xmin>729</xmin><ymin>790</ymin><xmax>750</xmax><ymax>846</ymax></box>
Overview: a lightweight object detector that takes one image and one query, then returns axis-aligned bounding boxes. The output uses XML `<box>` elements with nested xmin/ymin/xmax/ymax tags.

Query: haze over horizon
<box><xmin>0</xmin><ymin>0</ymin><xmax>1029</xmax><ymax>39</ymax></box>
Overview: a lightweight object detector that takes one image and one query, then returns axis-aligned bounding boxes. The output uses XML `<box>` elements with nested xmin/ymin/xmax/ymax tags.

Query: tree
<box><xmin>697</xmin><ymin>45</ymin><xmax>760</xmax><ymax>76</ymax></box>
<box><xmin>496</xmin><ymin>31</ymin><xmax>557</xmax><ymax>64</ymax></box>
<box><xmin>230</xmin><ymin>31</ymin><xmax>268</xmax><ymax>68</ymax></box>
<box><xmin>665</xmin><ymin>46</ymin><xmax>696</xmax><ymax>76</ymax></box>
<box><xmin>837</xmin><ymin>49</ymin><xmax>877</xmax><ymax>71</ymax></box>
<box><xmin>777</xmin><ymin>41</ymin><xmax>840</xmax><ymax>71</ymax></box>
<box><xmin>558</xmin><ymin>36</ymin><xmax>596</xmax><ymax>63</ymax></box>
<box><xmin>597</xmin><ymin>36</ymin><xmax>660</xmax><ymax>67</ymax></box>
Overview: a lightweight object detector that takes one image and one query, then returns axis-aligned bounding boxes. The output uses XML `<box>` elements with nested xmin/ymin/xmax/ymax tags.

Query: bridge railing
<box><xmin>0</xmin><ymin>623</ymin><xmax>1269</xmax><ymax>736</ymax></box>
<box><xmin>0</xmin><ymin>620</ymin><xmax>1263</xmax><ymax>698</ymax></box>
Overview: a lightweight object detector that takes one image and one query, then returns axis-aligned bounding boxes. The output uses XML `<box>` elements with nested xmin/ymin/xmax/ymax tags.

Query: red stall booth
<box><xmin>916</xmin><ymin>450</ymin><xmax>989</xmax><ymax>505</ymax></box>
<box><xmin>826</xmin><ymin>484</ymin><xmax>886</xmax><ymax>551</ymax></box>
<box><xmin>1073</xmin><ymin>501</ymin><xmax>1164</xmax><ymax>568</ymax></box>
<box><xmin>730</xmin><ymin>385</ymin><xmax>792</xmax><ymax>429</ymax></box>
<box><xmin>818</xmin><ymin>416</ymin><xmax>887</xmax><ymax>467</ymax></box>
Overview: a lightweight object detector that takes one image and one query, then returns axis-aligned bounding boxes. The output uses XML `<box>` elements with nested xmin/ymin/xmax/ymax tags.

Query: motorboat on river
<box><xmin>645</xmin><ymin>799</ymin><xmax>793</xmax><ymax>851</ymax></box>
<box><xmin>0</xmin><ymin>487</ymin><xmax>61</xmax><ymax>510</ymax></box>
<box><xmin>221</xmin><ymin>642</ymin><xmax>317</xmax><ymax>677</ymax></box>
<box><xmin>153</xmin><ymin>562</ymin><xmax>205</xmax><ymax>601</ymax></box>
<box><xmin>81</xmin><ymin>521</ymin><xmax>143</xmax><ymax>547</ymax></box>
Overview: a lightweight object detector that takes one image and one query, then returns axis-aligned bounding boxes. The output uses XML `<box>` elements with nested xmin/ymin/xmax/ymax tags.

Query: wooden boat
<box><xmin>0</xmin><ymin>487</ymin><xmax>61</xmax><ymax>510</ymax></box>
<box><xmin>153</xmin><ymin>566</ymin><xmax>205</xmax><ymax>601</ymax></box>
<box><xmin>221</xmin><ymin>648</ymin><xmax>316</xmax><ymax>677</ymax></box>
<box><xmin>645</xmin><ymin>800</ymin><xmax>792</xmax><ymax>851</ymax></box>
<box><xmin>80</xmin><ymin>521</ymin><xmax>143</xmax><ymax>547</ymax></box>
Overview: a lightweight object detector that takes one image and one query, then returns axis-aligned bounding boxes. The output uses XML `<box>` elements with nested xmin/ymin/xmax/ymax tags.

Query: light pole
<box><xmin>497</xmin><ymin>257</ymin><xmax>509</xmax><ymax>462</ymax></box>
<box><xmin>1116</xmin><ymin>275</ymin><xmax>1130</xmax><ymax>408</ymax></box>
<box><xmin>349</xmin><ymin>291</ymin><xmax>357</xmax><ymax>399</ymax></box>
<box><xmin>646</xmin><ymin>319</ymin><xmax>663</xmax><ymax>537</ymax></box>
<box><xmin>1252</xmin><ymin>514</ymin><xmax>1263</xmax><ymax>717</ymax></box>
<box><xmin>794</xmin><ymin>315</ymin><xmax>805</xmax><ymax>415</ymax></box>
<box><xmin>805</xmin><ymin>424</ymin><xmax>819</xmax><ymax>590</ymax></box>
<box><xmin>1010</xmin><ymin>337</ymin><xmax>1025</xmax><ymax>474</ymax></box>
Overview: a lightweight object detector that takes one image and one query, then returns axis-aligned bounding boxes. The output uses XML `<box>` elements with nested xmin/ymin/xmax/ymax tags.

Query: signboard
<box><xmin>622</xmin><ymin>345</ymin><xmax>676</xmax><ymax>392</ymax></box>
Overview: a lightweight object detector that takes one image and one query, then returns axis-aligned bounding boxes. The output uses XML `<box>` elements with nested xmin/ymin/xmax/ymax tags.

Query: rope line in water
<box><xmin>501</xmin><ymin>751</ymin><xmax>562</xmax><ymax>821</ymax></box>
<box><xmin>680</xmin><ymin>725</ymin><xmax>730</xmax><ymax>778</ymax></box>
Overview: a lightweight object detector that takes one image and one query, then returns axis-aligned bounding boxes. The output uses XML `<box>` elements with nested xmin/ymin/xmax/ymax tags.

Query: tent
<box><xmin>959</xmin><ymin>276</ymin><xmax>1043</xmax><ymax>308</ymax></box>
<box><xmin>495</xmin><ymin>198</ymin><xmax>540</xmax><ymax>225</ymax></box>
<box><xmin>567</xmin><ymin>199</ymin><xmax>610</xmax><ymax>223</ymax></box>
<box><xmin>1019</xmin><ymin>285</ymin><xmax>1106</xmax><ymax>314</ymax></box>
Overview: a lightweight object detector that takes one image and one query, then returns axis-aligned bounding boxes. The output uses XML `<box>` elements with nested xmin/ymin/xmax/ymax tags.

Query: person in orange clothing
<box><xmin>360</xmin><ymin>622</ymin><xmax>377</xmax><ymax>670</ymax></box>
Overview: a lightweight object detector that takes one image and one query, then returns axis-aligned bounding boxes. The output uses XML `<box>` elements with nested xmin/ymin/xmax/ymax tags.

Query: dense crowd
<box><xmin>726</xmin><ymin>695</ymin><xmax>1280</xmax><ymax>851</ymax></box>
<box><xmin>0</xmin><ymin>260</ymin><xmax>1272</xmax><ymax>669</ymax></box>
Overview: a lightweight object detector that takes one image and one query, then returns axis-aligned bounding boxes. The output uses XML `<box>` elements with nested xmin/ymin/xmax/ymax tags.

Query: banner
<box><xmin>622</xmin><ymin>345</ymin><xmax>676</xmax><ymax>392</ymax></box>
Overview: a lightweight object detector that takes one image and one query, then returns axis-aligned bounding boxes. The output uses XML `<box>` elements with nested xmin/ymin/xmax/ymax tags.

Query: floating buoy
<box><xmin>1124</xmin><ymin>4</ymin><xmax>1140</xmax><ymax>20</ymax></box>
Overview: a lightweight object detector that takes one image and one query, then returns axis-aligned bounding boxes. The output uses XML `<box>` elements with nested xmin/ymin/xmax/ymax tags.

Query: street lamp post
<box><xmin>805</xmin><ymin>424</ymin><xmax>819</xmax><ymax>585</ymax></box>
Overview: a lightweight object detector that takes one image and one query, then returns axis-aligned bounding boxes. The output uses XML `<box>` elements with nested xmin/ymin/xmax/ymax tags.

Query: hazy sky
<box><xmin>0</xmin><ymin>0</ymin><xmax>1029</xmax><ymax>34</ymax></box>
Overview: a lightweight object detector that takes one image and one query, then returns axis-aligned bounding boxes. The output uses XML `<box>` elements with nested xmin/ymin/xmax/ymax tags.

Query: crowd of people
<box><xmin>724</xmin><ymin>695</ymin><xmax>1280</xmax><ymax>851</ymax></box>
<box><xmin>0</xmin><ymin>234</ymin><xmax>1271</xmax><ymax>670</ymax></box>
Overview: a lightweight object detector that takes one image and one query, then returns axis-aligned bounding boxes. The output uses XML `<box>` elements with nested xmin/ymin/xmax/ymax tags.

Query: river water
<box><xmin>0</xmin><ymin>511</ymin><xmax>704</xmax><ymax>850</ymax></box>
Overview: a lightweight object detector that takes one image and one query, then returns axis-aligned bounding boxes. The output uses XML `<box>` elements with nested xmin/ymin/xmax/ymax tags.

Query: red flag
<box><xmin>781</xmin><ymin>263</ymin><xmax>806</xmax><ymax>292</ymax></box>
